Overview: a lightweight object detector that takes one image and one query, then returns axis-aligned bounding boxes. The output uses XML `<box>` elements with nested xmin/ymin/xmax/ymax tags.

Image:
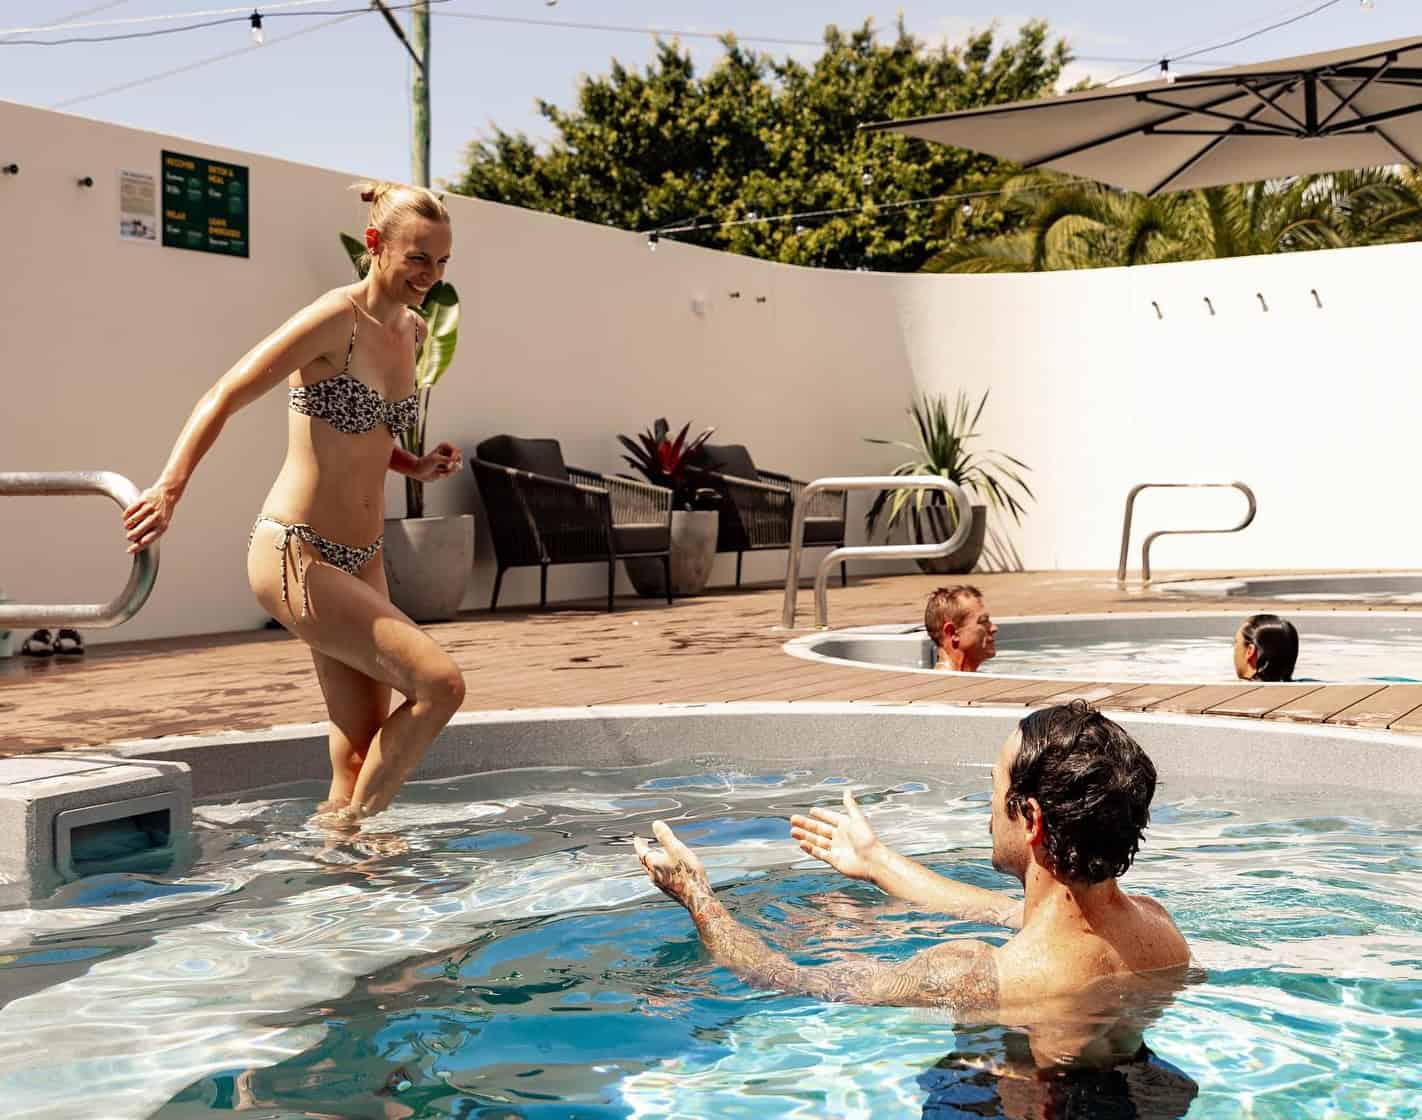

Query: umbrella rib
<box><xmin>1317</xmin><ymin>56</ymin><xmax>1392</xmax><ymax>131</ymax></box>
<box><xmin>1137</xmin><ymin>91</ymin><xmax>1298</xmax><ymax>135</ymax></box>
<box><xmin>1318</xmin><ymin>75</ymin><xmax>1422</xmax><ymax>163</ymax></box>
<box><xmin>1237</xmin><ymin>79</ymin><xmax>1308</xmax><ymax>133</ymax></box>
<box><xmin>1146</xmin><ymin>90</ymin><xmax>1276</xmax><ymax>196</ymax></box>
<box><xmin>1022</xmin><ymin>85</ymin><xmax>1260</xmax><ymax>171</ymax></box>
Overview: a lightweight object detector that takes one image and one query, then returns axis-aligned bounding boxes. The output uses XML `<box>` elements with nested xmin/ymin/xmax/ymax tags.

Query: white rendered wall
<box><xmin>2</xmin><ymin>99</ymin><xmax>1419</xmax><ymax>647</ymax></box>
<box><xmin>0</xmin><ymin>101</ymin><xmax>915</xmax><ymax>645</ymax></box>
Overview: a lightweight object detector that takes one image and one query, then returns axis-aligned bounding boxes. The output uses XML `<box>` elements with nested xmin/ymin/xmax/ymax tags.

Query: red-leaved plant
<box><xmin>617</xmin><ymin>419</ymin><xmax>719</xmax><ymax>511</ymax></box>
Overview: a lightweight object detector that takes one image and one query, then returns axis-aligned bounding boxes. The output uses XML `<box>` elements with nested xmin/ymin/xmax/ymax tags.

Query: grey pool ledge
<box><xmin>71</xmin><ymin>702</ymin><xmax>1422</xmax><ymax>799</ymax></box>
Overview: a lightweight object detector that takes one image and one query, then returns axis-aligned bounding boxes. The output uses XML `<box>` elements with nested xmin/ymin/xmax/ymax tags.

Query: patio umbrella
<box><xmin>862</xmin><ymin>36</ymin><xmax>1422</xmax><ymax>196</ymax></box>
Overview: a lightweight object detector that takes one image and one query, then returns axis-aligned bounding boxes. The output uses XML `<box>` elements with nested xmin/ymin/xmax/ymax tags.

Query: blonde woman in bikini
<box><xmin>123</xmin><ymin>182</ymin><xmax>465</xmax><ymax>823</ymax></box>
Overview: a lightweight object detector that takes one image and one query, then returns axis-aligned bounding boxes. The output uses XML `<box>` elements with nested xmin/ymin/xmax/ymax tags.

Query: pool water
<box><xmin>0</xmin><ymin>762</ymin><xmax>1418</xmax><ymax>1119</ymax></box>
<box><xmin>990</xmin><ymin>631</ymin><xmax>1422</xmax><ymax>684</ymax></box>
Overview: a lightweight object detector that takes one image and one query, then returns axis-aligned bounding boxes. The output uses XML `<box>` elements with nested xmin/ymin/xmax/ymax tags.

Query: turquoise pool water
<box><xmin>0</xmin><ymin>763</ymin><xmax>1418</xmax><ymax>1118</ymax></box>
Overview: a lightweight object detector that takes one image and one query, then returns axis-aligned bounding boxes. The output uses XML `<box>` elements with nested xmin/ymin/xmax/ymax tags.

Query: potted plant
<box><xmin>616</xmin><ymin>419</ymin><xmax>721</xmax><ymax>597</ymax></box>
<box><xmin>340</xmin><ymin>233</ymin><xmax>471</xmax><ymax>622</ymax></box>
<box><xmin>864</xmin><ymin>391</ymin><xmax>1033</xmax><ymax>574</ymax></box>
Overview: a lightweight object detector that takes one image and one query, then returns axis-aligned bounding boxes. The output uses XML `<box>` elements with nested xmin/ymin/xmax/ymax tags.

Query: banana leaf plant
<box><xmin>342</xmin><ymin>233</ymin><xmax>461</xmax><ymax>518</ymax></box>
<box><xmin>864</xmin><ymin>390</ymin><xmax>1034</xmax><ymax>542</ymax></box>
<box><xmin>617</xmin><ymin>419</ymin><xmax>719</xmax><ymax>511</ymax></box>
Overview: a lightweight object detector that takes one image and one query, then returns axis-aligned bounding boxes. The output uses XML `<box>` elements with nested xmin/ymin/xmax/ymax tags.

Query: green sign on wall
<box><xmin>161</xmin><ymin>150</ymin><xmax>249</xmax><ymax>258</ymax></box>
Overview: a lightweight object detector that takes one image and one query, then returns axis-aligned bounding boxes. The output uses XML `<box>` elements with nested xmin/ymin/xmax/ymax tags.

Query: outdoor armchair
<box><xmin>471</xmin><ymin>435</ymin><xmax>673</xmax><ymax>611</ymax></box>
<box><xmin>692</xmin><ymin>444</ymin><xmax>848</xmax><ymax>588</ymax></box>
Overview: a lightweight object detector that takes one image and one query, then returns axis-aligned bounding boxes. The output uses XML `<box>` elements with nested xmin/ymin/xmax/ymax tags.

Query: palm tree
<box><xmin>924</xmin><ymin>168</ymin><xmax>1422</xmax><ymax>273</ymax></box>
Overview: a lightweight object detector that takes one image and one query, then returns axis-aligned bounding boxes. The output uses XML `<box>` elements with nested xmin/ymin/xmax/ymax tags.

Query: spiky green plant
<box><xmin>340</xmin><ymin>233</ymin><xmax>461</xmax><ymax>518</ymax></box>
<box><xmin>864</xmin><ymin>391</ymin><xmax>1033</xmax><ymax>541</ymax></box>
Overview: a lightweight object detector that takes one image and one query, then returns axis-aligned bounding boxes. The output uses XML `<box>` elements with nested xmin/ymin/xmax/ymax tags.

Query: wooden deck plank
<box><xmin>1149</xmin><ymin>685</ymin><xmax>1264</xmax><ymax>715</ymax></box>
<box><xmin>1038</xmin><ymin>683</ymin><xmax>1141</xmax><ymax>707</ymax></box>
<box><xmin>965</xmin><ymin>680</ymin><xmax>1097</xmax><ymax>708</ymax></box>
<box><xmin>1096</xmin><ymin>683</ymin><xmax>1202</xmax><ymax>712</ymax></box>
<box><xmin>1208</xmin><ymin>684</ymin><xmax>1327</xmax><ymax>719</ymax></box>
<box><xmin>1267</xmin><ymin>684</ymin><xmax>1391</xmax><ymax>724</ymax></box>
<box><xmin>1322</xmin><ymin>684</ymin><xmax>1422</xmax><ymax>729</ymax></box>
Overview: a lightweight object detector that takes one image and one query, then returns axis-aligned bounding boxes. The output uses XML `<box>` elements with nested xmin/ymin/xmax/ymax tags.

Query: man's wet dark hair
<box><xmin>1006</xmin><ymin>701</ymin><xmax>1157</xmax><ymax>884</ymax></box>
<box><xmin>1240</xmin><ymin>614</ymin><xmax>1299</xmax><ymax>682</ymax></box>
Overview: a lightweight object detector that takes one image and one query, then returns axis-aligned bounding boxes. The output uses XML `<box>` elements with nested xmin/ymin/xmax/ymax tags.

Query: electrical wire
<box><xmin>4</xmin><ymin>1</ymin><xmax>446</xmax><ymax>46</ymax></box>
<box><xmin>52</xmin><ymin>11</ymin><xmax>360</xmax><ymax>107</ymax></box>
<box><xmin>1100</xmin><ymin>0</ymin><xmax>1350</xmax><ymax>85</ymax></box>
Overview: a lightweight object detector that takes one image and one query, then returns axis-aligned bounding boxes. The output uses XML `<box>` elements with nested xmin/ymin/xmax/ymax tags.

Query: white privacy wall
<box><xmin>2</xmin><ymin>98</ymin><xmax>1419</xmax><ymax>646</ymax></box>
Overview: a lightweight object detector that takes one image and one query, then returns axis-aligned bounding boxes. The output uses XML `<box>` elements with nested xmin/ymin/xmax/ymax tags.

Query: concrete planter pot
<box><xmin>915</xmin><ymin>503</ymin><xmax>987</xmax><ymax>575</ymax></box>
<box><xmin>382</xmin><ymin>514</ymin><xmax>475</xmax><ymax>622</ymax></box>
<box><xmin>626</xmin><ymin>510</ymin><xmax>718</xmax><ymax>598</ymax></box>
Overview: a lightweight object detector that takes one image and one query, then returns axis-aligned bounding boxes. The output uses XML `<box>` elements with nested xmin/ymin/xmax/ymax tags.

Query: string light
<box><xmin>249</xmin><ymin>9</ymin><xmax>263</xmax><ymax>44</ymax></box>
<box><xmin>1159</xmin><ymin>58</ymin><xmax>1175</xmax><ymax>84</ymax></box>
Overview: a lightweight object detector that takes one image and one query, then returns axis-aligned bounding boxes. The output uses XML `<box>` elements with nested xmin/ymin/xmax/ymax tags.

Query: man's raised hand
<box><xmin>634</xmin><ymin>820</ymin><xmax>710</xmax><ymax>903</ymax></box>
<box><xmin>789</xmin><ymin>790</ymin><xmax>884</xmax><ymax>882</ymax></box>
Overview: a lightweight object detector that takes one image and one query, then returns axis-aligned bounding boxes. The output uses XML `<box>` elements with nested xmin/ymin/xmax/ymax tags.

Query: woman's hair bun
<box><xmin>360</xmin><ymin>188</ymin><xmax>375</xmax><ymax>203</ymax></box>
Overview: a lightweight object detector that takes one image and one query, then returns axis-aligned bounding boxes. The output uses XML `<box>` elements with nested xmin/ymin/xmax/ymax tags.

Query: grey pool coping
<box><xmin>80</xmin><ymin>701</ymin><xmax>1422</xmax><ymax>800</ymax></box>
<box><xmin>1155</xmin><ymin>572</ymin><xmax>1422</xmax><ymax>599</ymax></box>
<box><xmin>784</xmin><ymin>611</ymin><xmax>1422</xmax><ymax>685</ymax></box>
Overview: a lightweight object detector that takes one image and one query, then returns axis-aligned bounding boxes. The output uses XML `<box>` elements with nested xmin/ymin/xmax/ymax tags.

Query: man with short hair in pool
<box><xmin>635</xmin><ymin>702</ymin><xmax>1190</xmax><ymax>1032</ymax></box>
<box><xmin>925</xmin><ymin>585</ymin><xmax>997</xmax><ymax>671</ymax></box>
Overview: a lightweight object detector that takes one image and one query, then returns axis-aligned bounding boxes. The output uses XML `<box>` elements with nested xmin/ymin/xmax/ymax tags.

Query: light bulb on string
<box><xmin>1159</xmin><ymin>59</ymin><xmax>1175</xmax><ymax>84</ymax></box>
<box><xmin>249</xmin><ymin>10</ymin><xmax>264</xmax><ymax>45</ymax></box>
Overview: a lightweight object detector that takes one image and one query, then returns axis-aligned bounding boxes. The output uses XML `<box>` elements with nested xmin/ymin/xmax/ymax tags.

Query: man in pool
<box><xmin>925</xmin><ymin>585</ymin><xmax>997</xmax><ymax>671</ymax></box>
<box><xmin>634</xmin><ymin>702</ymin><xmax>1190</xmax><ymax>1024</ymax></box>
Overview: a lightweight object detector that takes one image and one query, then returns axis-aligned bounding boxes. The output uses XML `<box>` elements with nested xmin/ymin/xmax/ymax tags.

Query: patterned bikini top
<box><xmin>288</xmin><ymin>299</ymin><xmax>421</xmax><ymax>436</ymax></box>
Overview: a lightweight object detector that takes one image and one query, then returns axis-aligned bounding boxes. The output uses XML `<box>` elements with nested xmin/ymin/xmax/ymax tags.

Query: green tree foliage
<box><xmin>450</xmin><ymin>21</ymin><xmax>1069</xmax><ymax>272</ymax></box>
<box><xmin>926</xmin><ymin>168</ymin><xmax>1422</xmax><ymax>273</ymax></box>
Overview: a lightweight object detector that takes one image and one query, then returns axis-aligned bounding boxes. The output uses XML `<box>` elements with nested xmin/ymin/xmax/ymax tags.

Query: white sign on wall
<box><xmin>119</xmin><ymin>169</ymin><xmax>157</xmax><ymax>242</ymax></box>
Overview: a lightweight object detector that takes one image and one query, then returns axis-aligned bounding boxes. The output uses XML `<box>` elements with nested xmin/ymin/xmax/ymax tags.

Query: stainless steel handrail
<box><xmin>1116</xmin><ymin>481</ymin><xmax>1256</xmax><ymax>587</ymax></box>
<box><xmin>0</xmin><ymin>471</ymin><xmax>160</xmax><ymax>628</ymax></box>
<box><xmin>781</xmin><ymin>476</ymin><xmax>971</xmax><ymax>629</ymax></box>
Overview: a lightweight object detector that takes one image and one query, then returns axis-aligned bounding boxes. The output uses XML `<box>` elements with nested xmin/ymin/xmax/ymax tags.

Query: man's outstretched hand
<box><xmin>789</xmin><ymin>790</ymin><xmax>885</xmax><ymax>882</ymax></box>
<box><xmin>634</xmin><ymin>820</ymin><xmax>711</xmax><ymax>905</ymax></box>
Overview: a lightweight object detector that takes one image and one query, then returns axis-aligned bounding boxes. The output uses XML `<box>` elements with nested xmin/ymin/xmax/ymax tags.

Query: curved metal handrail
<box><xmin>0</xmin><ymin>471</ymin><xmax>160</xmax><ymax>628</ymax></box>
<box><xmin>781</xmin><ymin>476</ymin><xmax>972</xmax><ymax>629</ymax></box>
<box><xmin>1116</xmin><ymin>481</ymin><xmax>1256</xmax><ymax>587</ymax></box>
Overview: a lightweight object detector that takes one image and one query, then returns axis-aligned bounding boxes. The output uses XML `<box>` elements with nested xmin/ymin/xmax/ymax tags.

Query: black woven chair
<box><xmin>692</xmin><ymin>444</ymin><xmax>848</xmax><ymax>588</ymax></box>
<box><xmin>472</xmin><ymin>435</ymin><xmax>673</xmax><ymax>611</ymax></box>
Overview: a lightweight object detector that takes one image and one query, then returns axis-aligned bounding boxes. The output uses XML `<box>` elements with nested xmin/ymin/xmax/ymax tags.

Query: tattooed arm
<box><xmin>634</xmin><ymin>821</ymin><xmax>1001</xmax><ymax>1010</ymax></box>
<box><xmin>790</xmin><ymin>791</ymin><xmax>1024</xmax><ymax>930</ymax></box>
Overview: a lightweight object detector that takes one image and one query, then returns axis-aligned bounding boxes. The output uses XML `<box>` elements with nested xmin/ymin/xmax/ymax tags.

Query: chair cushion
<box><xmin>613</xmin><ymin>522</ymin><xmax>670</xmax><ymax>555</ymax></box>
<box><xmin>803</xmin><ymin>516</ymin><xmax>845</xmax><ymax>544</ymax></box>
<box><xmin>702</xmin><ymin>443</ymin><xmax>758</xmax><ymax>480</ymax></box>
<box><xmin>476</xmin><ymin>435</ymin><xmax>569</xmax><ymax>481</ymax></box>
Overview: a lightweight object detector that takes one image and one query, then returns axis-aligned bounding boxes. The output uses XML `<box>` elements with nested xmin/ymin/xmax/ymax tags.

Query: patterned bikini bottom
<box><xmin>250</xmin><ymin>516</ymin><xmax>383</xmax><ymax>617</ymax></box>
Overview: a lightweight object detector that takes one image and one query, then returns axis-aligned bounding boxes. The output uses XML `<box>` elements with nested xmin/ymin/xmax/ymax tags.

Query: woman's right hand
<box><xmin>790</xmin><ymin>790</ymin><xmax>886</xmax><ymax>883</ymax></box>
<box><xmin>123</xmin><ymin>483</ymin><xmax>179</xmax><ymax>552</ymax></box>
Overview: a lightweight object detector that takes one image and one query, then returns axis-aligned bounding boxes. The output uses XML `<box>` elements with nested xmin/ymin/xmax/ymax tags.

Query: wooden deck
<box><xmin>6</xmin><ymin>569</ymin><xmax>1422</xmax><ymax>753</ymax></box>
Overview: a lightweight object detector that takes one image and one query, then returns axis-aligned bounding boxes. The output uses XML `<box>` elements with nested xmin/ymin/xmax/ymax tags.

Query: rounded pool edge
<box><xmin>784</xmin><ymin>610</ymin><xmax>1422</xmax><ymax>685</ymax></box>
<box><xmin>1154</xmin><ymin>571</ymin><xmax>1422</xmax><ymax>602</ymax></box>
<box><xmin>90</xmin><ymin>701</ymin><xmax>1422</xmax><ymax>800</ymax></box>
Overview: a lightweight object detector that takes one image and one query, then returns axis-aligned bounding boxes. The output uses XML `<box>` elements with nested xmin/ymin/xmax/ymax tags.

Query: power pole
<box><xmin>371</xmin><ymin>0</ymin><xmax>431</xmax><ymax>188</ymax></box>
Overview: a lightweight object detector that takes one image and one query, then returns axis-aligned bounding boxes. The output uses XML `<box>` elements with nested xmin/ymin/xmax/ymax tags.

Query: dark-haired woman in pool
<box><xmin>1232</xmin><ymin>614</ymin><xmax>1299</xmax><ymax>682</ymax></box>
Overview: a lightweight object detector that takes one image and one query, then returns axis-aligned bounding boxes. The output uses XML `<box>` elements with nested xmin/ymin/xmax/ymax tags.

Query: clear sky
<box><xmin>2</xmin><ymin>1</ymin><xmax>1416</xmax><ymax>186</ymax></box>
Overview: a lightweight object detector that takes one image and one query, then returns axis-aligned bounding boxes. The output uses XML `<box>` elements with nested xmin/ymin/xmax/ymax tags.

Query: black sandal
<box><xmin>20</xmin><ymin>629</ymin><xmax>54</xmax><ymax>657</ymax></box>
<box><xmin>54</xmin><ymin>629</ymin><xmax>84</xmax><ymax>657</ymax></box>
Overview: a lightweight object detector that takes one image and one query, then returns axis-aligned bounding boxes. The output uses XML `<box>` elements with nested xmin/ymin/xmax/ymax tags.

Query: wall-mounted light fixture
<box><xmin>728</xmin><ymin>291</ymin><xmax>742</xmax><ymax>300</ymax></box>
<box><xmin>1</xmin><ymin>164</ymin><xmax>18</xmax><ymax>176</ymax></box>
<box><xmin>76</xmin><ymin>176</ymin><xmax>94</xmax><ymax>188</ymax></box>
<box><xmin>646</xmin><ymin>231</ymin><xmax>659</xmax><ymax>252</ymax></box>
<box><xmin>755</xmin><ymin>296</ymin><xmax>767</xmax><ymax>303</ymax></box>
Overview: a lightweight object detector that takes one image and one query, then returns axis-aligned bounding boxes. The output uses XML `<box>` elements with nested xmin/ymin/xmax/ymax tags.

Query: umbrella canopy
<box><xmin>863</xmin><ymin>36</ymin><xmax>1422</xmax><ymax>195</ymax></box>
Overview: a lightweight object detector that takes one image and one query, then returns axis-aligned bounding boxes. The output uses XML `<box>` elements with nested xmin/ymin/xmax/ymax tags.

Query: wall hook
<box><xmin>1256</xmin><ymin>292</ymin><xmax>1269</xmax><ymax>312</ymax></box>
<box><xmin>1</xmin><ymin>164</ymin><xmax>17</xmax><ymax>176</ymax></box>
<box><xmin>728</xmin><ymin>290</ymin><xmax>741</xmax><ymax>299</ymax></box>
<box><xmin>1311</xmin><ymin>288</ymin><xmax>1323</xmax><ymax>309</ymax></box>
<box><xmin>1203</xmin><ymin>296</ymin><xmax>1215</xmax><ymax>316</ymax></box>
<box><xmin>754</xmin><ymin>295</ymin><xmax>767</xmax><ymax>303</ymax></box>
<box><xmin>76</xmin><ymin>175</ymin><xmax>93</xmax><ymax>188</ymax></box>
<box><xmin>1151</xmin><ymin>300</ymin><xmax>1163</xmax><ymax>320</ymax></box>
